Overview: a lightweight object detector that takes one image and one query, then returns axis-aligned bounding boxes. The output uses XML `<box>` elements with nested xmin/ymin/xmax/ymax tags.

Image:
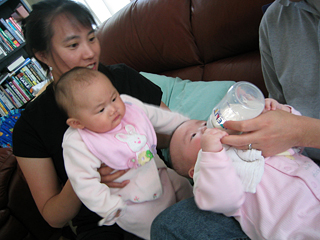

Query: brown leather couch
<box><xmin>97</xmin><ymin>0</ymin><xmax>271</xmax><ymax>96</ymax></box>
<box><xmin>0</xmin><ymin>0</ymin><xmax>271</xmax><ymax>239</ymax></box>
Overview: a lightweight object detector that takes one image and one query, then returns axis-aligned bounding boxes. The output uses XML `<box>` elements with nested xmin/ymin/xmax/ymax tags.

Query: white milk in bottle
<box><xmin>207</xmin><ymin>82</ymin><xmax>265</xmax><ymax>134</ymax></box>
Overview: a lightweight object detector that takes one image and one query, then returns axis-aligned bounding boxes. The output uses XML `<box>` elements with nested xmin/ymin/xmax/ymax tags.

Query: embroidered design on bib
<box><xmin>116</xmin><ymin>124</ymin><xmax>147</xmax><ymax>152</ymax></box>
<box><xmin>116</xmin><ymin>124</ymin><xmax>154</xmax><ymax>168</ymax></box>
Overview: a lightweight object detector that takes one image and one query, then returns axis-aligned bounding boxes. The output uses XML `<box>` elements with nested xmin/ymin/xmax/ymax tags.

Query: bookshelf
<box><xmin>0</xmin><ymin>0</ymin><xmax>28</xmax><ymax>70</ymax></box>
<box><xmin>0</xmin><ymin>0</ymin><xmax>48</xmax><ymax>117</ymax></box>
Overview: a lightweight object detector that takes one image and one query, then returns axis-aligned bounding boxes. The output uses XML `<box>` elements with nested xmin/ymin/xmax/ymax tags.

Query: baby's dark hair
<box><xmin>170</xmin><ymin>148</ymin><xmax>190</xmax><ymax>178</ymax></box>
<box><xmin>22</xmin><ymin>0</ymin><xmax>96</xmax><ymax>74</ymax></box>
<box><xmin>169</xmin><ymin>121</ymin><xmax>192</xmax><ymax>178</ymax></box>
<box><xmin>54</xmin><ymin>67</ymin><xmax>100</xmax><ymax>117</ymax></box>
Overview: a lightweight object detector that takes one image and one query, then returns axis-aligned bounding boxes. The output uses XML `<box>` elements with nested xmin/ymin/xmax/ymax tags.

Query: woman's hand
<box><xmin>98</xmin><ymin>164</ymin><xmax>130</xmax><ymax>188</ymax></box>
<box><xmin>221</xmin><ymin>110</ymin><xmax>301</xmax><ymax>157</ymax></box>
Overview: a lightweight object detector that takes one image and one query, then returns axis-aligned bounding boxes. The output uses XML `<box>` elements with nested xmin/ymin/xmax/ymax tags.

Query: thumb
<box><xmin>223</xmin><ymin>118</ymin><xmax>258</xmax><ymax>133</ymax></box>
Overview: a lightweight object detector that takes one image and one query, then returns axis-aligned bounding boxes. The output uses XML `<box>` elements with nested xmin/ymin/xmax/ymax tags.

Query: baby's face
<box><xmin>170</xmin><ymin>120</ymin><xmax>207</xmax><ymax>172</ymax></box>
<box><xmin>73</xmin><ymin>75</ymin><xmax>126</xmax><ymax>133</ymax></box>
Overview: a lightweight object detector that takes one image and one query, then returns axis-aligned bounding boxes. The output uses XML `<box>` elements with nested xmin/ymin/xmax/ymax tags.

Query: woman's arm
<box><xmin>160</xmin><ymin>101</ymin><xmax>170</xmax><ymax>111</ymax></box>
<box><xmin>121</xmin><ymin>95</ymin><xmax>188</xmax><ymax>135</ymax></box>
<box><xmin>17</xmin><ymin>156</ymin><xmax>81</xmax><ymax>228</ymax></box>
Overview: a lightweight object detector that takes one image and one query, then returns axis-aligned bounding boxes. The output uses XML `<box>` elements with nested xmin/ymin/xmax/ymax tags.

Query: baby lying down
<box><xmin>170</xmin><ymin>98</ymin><xmax>320</xmax><ymax>240</ymax></box>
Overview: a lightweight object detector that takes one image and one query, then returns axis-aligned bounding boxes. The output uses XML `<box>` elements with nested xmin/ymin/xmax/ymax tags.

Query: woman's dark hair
<box><xmin>22</xmin><ymin>0</ymin><xmax>96</xmax><ymax>73</ymax></box>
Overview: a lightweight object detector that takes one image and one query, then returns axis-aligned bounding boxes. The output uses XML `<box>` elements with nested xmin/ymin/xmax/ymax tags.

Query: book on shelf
<box><xmin>0</xmin><ymin>18</ymin><xmax>24</xmax><ymax>44</ymax></box>
<box><xmin>3</xmin><ymin>29</ymin><xmax>20</xmax><ymax>47</ymax></box>
<box><xmin>0</xmin><ymin>29</ymin><xmax>14</xmax><ymax>52</ymax></box>
<box><xmin>0</xmin><ymin>27</ymin><xmax>16</xmax><ymax>50</ymax></box>
<box><xmin>0</xmin><ymin>35</ymin><xmax>12</xmax><ymax>53</ymax></box>
<box><xmin>11</xmin><ymin>76</ymin><xmax>31</xmax><ymax>101</ymax></box>
<box><xmin>3</xmin><ymin>82</ymin><xmax>24</xmax><ymax>107</ymax></box>
<box><xmin>0</xmin><ymin>72</ymin><xmax>10</xmax><ymax>84</ymax></box>
<box><xmin>0</xmin><ymin>96</ymin><xmax>9</xmax><ymax>115</ymax></box>
<box><xmin>21</xmin><ymin>65</ymin><xmax>39</xmax><ymax>85</ymax></box>
<box><xmin>0</xmin><ymin>85</ymin><xmax>19</xmax><ymax>108</ymax></box>
<box><xmin>0</xmin><ymin>103</ymin><xmax>7</xmax><ymax>116</ymax></box>
<box><xmin>7</xmin><ymin>79</ymin><xmax>27</xmax><ymax>104</ymax></box>
<box><xmin>17</xmin><ymin>70</ymin><xmax>33</xmax><ymax>88</ymax></box>
<box><xmin>14</xmin><ymin>75</ymin><xmax>33</xmax><ymax>99</ymax></box>
<box><xmin>7</xmin><ymin>55</ymin><xmax>25</xmax><ymax>72</ymax></box>
<box><xmin>0</xmin><ymin>45</ymin><xmax>6</xmax><ymax>60</ymax></box>
<box><xmin>15</xmin><ymin>3</ymin><xmax>30</xmax><ymax>18</ymax></box>
<box><xmin>31</xmin><ymin>58</ymin><xmax>48</xmax><ymax>80</ymax></box>
<box><xmin>10</xmin><ymin>4</ymin><xmax>29</xmax><ymax>28</ymax></box>
<box><xmin>5</xmin><ymin>18</ymin><xmax>24</xmax><ymax>41</ymax></box>
<box><xmin>27</xmin><ymin>62</ymin><xmax>43</xmax><ymax>83</ymax></box>
<box><xmin>16</xmin><ymin>72</ymin><xmax>33</xmax><ymax>92</ymax></box>
<box><xmin>0</xmin><ymin>89</ymin><xmax>14</xmax><ymax>110</ymax></box>
<box><xmin>8</xmin><ymin>17</ymin><xmax>22</xmax><ymax>34</ymax></box>
<box><xmin>21</xmin><ymin>0</ymin><xmax>32</xmax><ymax>12</ymax></box>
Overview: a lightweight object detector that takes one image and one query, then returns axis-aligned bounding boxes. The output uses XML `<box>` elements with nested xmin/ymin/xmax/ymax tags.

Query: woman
<box><xmin>12</xmin><ymin>0</ymin><xmax>165</xmax><ymax>239</ymax></box>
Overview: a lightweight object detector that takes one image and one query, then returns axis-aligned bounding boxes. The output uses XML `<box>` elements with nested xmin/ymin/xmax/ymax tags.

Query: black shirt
<box><xmin>12</xmin><ymin>63</ymin><xmax>162</xmax><ymax>233</ymax></box>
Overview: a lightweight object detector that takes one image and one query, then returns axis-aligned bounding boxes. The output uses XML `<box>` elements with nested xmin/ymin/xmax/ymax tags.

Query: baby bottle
<box><xmin>207</xmin><ymin>81</ymin><xmax>265</xmax><ymax>134</ymax></box>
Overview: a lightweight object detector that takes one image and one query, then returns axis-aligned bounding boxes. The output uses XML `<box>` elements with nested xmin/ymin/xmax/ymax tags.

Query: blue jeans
<box><xmin>151</xmin><ymin>197</ymin><xmax>250</xmax><ymax>240</ymax></box>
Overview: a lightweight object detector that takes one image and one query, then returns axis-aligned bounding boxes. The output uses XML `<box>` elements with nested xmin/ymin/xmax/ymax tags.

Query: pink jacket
<box><xmin>193</xmin><ymin>148</ymin><xmax>320</xmax><ymax>240</ymax></box>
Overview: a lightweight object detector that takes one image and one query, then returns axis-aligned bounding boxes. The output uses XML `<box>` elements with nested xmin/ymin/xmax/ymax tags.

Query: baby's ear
<box><xmin>66</xmin><ymin>118</ymin><xmax>85</xmax><ymax>129</ymax></box>
<box><xmin>188</xmin><ymin>167</ymin><xmax>195</xmax><ymax>179</ymax></box>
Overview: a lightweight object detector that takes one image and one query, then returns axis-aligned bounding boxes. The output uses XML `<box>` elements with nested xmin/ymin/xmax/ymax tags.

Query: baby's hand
<box><xmin>264</xmin><ymin>98</ymin><xmax>291</xmax><ymax>112</ymax></box>
<box><xmin>201</xmin><ymin>128</ymin><xmax>228</xmax><ymax>153</ymax></box>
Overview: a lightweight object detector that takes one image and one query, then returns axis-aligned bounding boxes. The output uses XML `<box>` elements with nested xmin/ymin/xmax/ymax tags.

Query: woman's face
<box><xmin>38</xmin><ymin>14</ymin><xmax>101</xmax><ymax>81</ymax></box>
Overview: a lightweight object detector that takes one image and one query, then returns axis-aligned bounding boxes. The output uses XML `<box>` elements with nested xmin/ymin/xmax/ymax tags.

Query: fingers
<box><xmin>221</xmin><ymin>132</ymin><xmax>254</xmax><ymax>147</ymax></box>
<box><xmin>221</xmin><ymin>117</ymin><xmax>263</xmax><ymax>148</ymax></box>
<box><xmin>100</xmin><ymin>169</ymin><xmax>128</xmax><ymax>182</ymax></box>
<box><xmin>265</xmin><ymin>98</ymin><xmax>278</xmax><ymax>111</ymax></box>
<box><xmin>100</xmin><ymin>168</ymin><xmax>130</xmax><ymax>188</ymax></box>
<box><xmin>264</xmin><ymin>98</ymin><xmax>272</xmax><ymax>111</ymax></box>
<box><xmin>223</xmin><ymin>118</ymin><xmax>257</xmax><ymax>133</ymax></box>
<box><xmin>202</xmin><ymin>128</ymin><xmax>228</xmax><ymax>152</ymax></box>
<box><xmin>106</xmin><ymin>180</ymin><xmax>130</xmax><ymax>189</ymax></box>
<box><xmin>270</xmin><ymin>100</ymin><xmax>278</xmax><ymax>110</ymax></box>
<box><xmin>98</xmin><ymin>164</ymin><xmax>115</xmax><ymax>175</ymax></box>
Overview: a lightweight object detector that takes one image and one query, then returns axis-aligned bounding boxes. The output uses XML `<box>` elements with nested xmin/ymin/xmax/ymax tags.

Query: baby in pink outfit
<box><xmin>55</xmin><ymin>67</ymin><xmax>193</xmax><ymax>240</ymax></box>
<box><xmin>170</xmin><ymin>99</ymin><xmax>320</xmax><ymax>240</ymax></box>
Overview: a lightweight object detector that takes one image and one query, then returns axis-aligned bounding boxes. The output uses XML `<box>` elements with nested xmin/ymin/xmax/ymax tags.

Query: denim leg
<box><xmin>151</xmin><ymin>197</ymin><xmax>250</xmax><ymax>240</ymax></box>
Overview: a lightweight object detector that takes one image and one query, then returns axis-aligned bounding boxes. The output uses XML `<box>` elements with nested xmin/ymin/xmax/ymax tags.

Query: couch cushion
<box><xmin>191</xmin><ymin>0</ymin><xmax>272</xmax><ymax>62</ymax></box>
<box><xmin>0</xmin><ymin>148</ymin><xmax>16</xmax><ymax>208</ymax></box>
<box><xmin>98</xmin><ymin>0</ymin><xmax>201</xmax><ymax>73</ymax></box>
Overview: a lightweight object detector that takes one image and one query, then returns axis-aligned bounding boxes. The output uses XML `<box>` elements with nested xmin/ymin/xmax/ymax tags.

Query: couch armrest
<box><xmin>0</xmin><ymin>148</ymin><xmax>62</xmax><ymax>240</ymax></box>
